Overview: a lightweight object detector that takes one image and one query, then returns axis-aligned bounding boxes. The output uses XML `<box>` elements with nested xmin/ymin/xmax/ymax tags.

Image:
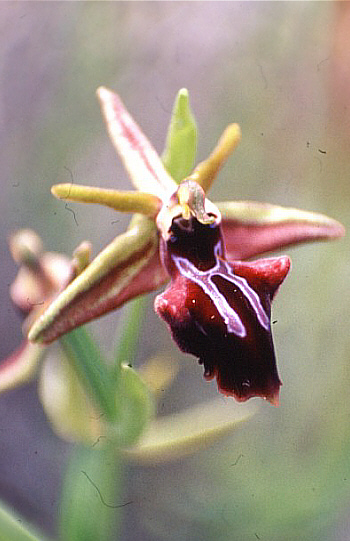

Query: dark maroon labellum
<box><xmin>155</xmin><ymin>215</ymin><xmax>290</xmax><ymax>404</ymax></box>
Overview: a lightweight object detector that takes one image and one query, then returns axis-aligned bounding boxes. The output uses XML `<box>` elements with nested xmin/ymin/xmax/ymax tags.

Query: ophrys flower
<box><xmin>26</xmin><ymin>87</ymin><xmax>344</xmax><ymax>404</ymax></box>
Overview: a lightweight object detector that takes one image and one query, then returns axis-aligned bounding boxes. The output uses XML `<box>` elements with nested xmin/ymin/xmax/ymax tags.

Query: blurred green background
<box><xmin>1</xmin><ymin>2</ymin><xmax>350</xmax><ymax>540</ymax></box>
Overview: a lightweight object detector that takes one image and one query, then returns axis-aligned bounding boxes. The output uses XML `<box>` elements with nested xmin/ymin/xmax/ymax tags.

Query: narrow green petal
<box><xmin>97</xmin><ymin>87</ymin><xmax>177</xmax><ymax>199</ymax></box>
<box><xmin>0</xmin><ymin>341</ymin><xmax>45</xmax><ymax>393</ymax></box>
<box><xmin>218</xmin><ymin>200</ymin><xmax>345</xmax><ymax>260</ymax></box>
<box><xmin>28</xmin><ymin>215</ymin><xmax>159</xmax><ymax>344</ymax></box>
<box><xmin>52</xmin><ymin>184</ymin><xmax>161</xmax><ymax>217</ymax></box>
<box><xmin>189</xmin><ymin>123</ymin><xmax>241</xmax><ymax>193</ymax></box>
<box><xmin>162</xmin><ymin>88</ymin><xmax>197</xmax><ymax>183</ymax></box>
<box><xmin>126</xmin><ymin>398</ymin><xmax>257</xmax><ymax>464</ymax></box>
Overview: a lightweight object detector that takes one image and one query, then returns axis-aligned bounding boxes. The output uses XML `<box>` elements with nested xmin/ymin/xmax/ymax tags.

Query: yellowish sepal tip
<box><xmin>51</xmin><ymin>184</ymin><xmax>69</xmax><ymax>199</ymax></box>
<box><xmin>219</xmin><ymin>123</ymin><xmax>242</xmax><ymax>156</ymax></box>
<box><xmin>176</xmin><ymin>88</ymin><xmax>189</xmax><ymax>112</ymax></box>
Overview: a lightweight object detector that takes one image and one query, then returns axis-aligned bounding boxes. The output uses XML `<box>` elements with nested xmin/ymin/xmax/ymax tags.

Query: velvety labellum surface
<box><xmin>155</xmin><ymin>216</ymin><xmax>290</xmax><ymax>403</ymax></box>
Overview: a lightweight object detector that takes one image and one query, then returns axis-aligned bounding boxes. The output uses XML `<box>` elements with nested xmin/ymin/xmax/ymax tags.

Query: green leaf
<box><xmin>162</xmin><ymin>88</ymin><xmax>197</xmax><ymax>183</ymax></box>
<box><xmin>0</xmin><ymin>501</ymin><xmax>48</xmax><ymax>541</ymax></box>
<box><xmin>59</xmin><ymin>444</ymin><xmax>122</xmax><ymax>541</ymax></box>
<box><xmin>59</xmin><ymin>327</ymin><xmax>117</xmax><ymax>422</ymax></box>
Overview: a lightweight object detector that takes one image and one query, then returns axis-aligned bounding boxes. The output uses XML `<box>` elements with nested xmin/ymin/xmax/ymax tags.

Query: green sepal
<box><xmin>162</xmin><ymin>88</ymin><xmax>197</xmax><ymax>183</ymax></box>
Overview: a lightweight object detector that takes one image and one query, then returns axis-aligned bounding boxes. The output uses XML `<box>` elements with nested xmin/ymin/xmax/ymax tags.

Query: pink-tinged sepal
<box><xmin>218</xmin><ymin>201</ymin><xmax>345</xmax><ymax>260</ymax></box>
<box><xmin>155</xmin><ymin>215</ymin><xmax>290</xmax><ymax>404</ymax></box>
<box><xmin>0</xmin><ymin>341</ymin><xmax>45</xmax><ymax>392</ymax></box>
<box><xmin>97</xmin><ymin>87</ymin><xmax>176</xmax><ymax>199</ymax></box>
<box><xmin>28</xmin><ymin>216</ymin><xmax>167</xmax><ymax>344</ymax></box>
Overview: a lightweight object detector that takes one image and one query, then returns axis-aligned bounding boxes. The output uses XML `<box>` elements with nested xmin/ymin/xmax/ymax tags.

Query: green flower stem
<box><xmin>112</xmin><ymin>295</ymin><xmax>147</xmax><ymax>377</ymax></box>
<box><xmin>59</xmin><ymin>444</ymin><xmax>122</xmax><ymax>541</ymax></box>
<box><xmin>59</xmin><ymin>327</ymin><xmax>117</xmax><ymax>422</ymax></box>
<box><xmin>0</xmin><ymin>502</ymin><xmax>49</xmax><ymax>541</ymax></box>
<box><xmin>110</xmin><ymin>296</ymin><xmax>154</xmax><ymax>446</ymax></box>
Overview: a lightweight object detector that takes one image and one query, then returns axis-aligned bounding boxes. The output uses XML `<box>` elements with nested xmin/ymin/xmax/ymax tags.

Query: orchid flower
<box><xmin>25</xmin><ymin>87</ymin><xmax>344</xmax><ymax>405</ymax></box>
<box><xmin>0</xmin><ymin>229</ymin><xmax>74</xmax><ymax>394</ymax></box>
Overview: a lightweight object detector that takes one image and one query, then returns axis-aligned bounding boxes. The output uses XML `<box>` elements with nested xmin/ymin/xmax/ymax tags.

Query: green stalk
<box><xmin>59</xmin><ymin>444</ymin><xmax>122</xmax><ymax>541</ymax></box>
<box><xmin>59</xmin><ymin>327</ymin><xmax>117</xmax><ymax>422</ymax></box>
<box><xmin>112</xmin><ymin>296</ymin><xmax>147</xmax><ymax>376</ymax></box>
